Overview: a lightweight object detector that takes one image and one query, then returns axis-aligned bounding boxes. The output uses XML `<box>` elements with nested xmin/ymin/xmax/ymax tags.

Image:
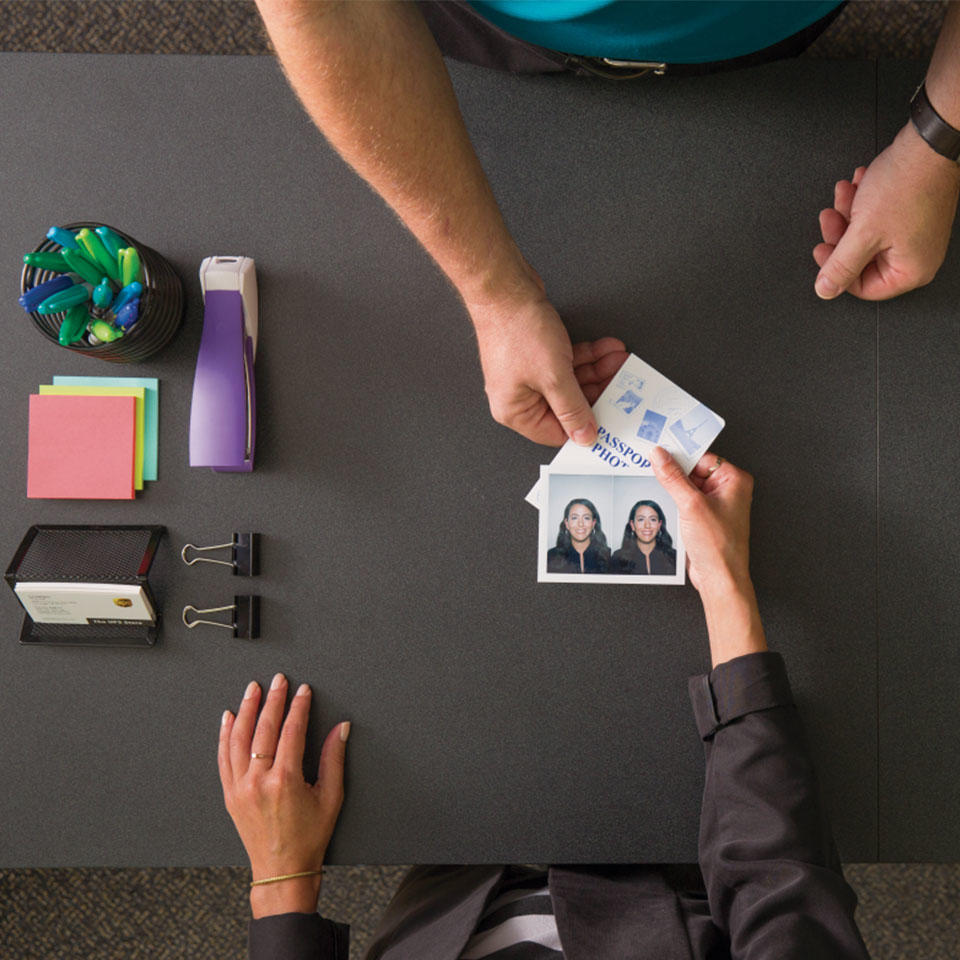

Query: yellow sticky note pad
<box><xmin>39</xmin><ymin>385</ymin><xmax>146</xmax><ymax>490</ymax></box>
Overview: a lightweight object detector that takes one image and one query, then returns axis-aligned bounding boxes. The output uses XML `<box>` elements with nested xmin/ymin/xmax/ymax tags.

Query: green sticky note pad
<box><xmin>40</xmin><ymin>385</ymin><xmax>146</xmax><ymax>490</ymax></box>
<box><xmin>52</xmin><ymin>376</ymin><xmax>158</xmax><ymax>481</ymax></box>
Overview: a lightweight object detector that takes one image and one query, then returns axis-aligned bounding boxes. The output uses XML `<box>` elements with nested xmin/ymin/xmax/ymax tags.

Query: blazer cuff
<box><xmin>248</xmin><ymin>912</ymin><xmax>349</xmax><ymax>960</ymax></box>
<box><xmin>688</xmin><ymin>650</ymin><xmax>794</xmax><ymax>740</ymax></box>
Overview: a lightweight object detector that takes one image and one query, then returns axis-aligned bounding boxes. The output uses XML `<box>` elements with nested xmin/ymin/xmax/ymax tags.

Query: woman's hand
<box><xmin>649</xmin><ymin>447</ymin><xmax>753</xmax><ymax>595</ymax></box>
<box><xmin>218</xmin><ymin>674</ymin><xmax>350</xmax><ymax>918</ymax></box>
<box><xmin>650</xmin><ymin>447</ymin><xmax>766</xmax><ymax>667</ymax></box>
<box><xmin>812</xmin><ymin>121</ymin><xmax>960</xmax><ymax>301</ymax></box>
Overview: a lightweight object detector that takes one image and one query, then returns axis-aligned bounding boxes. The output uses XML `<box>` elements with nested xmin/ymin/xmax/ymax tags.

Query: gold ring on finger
<box><xmin>705</xmin><ymin>455</ymin><xmax>725</xmax><ymax>477</ymax></box>
<box><xmin>250</xmin><ymin>753</ymin><xmax>274</xmax><ymax>760</ymax></box>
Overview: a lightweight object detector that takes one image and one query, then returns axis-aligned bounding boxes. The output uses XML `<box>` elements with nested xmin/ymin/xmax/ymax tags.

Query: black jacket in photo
<box><xmin>546</xmin><ymin>541</ymin><xmax>610</xmax><ymax>574</ymax></box>
<box><xmin>610</xmin><ymin>541</ymin><xmax>677</xmax><ymax>575</ymax></box>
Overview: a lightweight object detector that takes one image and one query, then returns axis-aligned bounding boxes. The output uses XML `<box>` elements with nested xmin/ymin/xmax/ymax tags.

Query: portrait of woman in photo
<box><xmin>611</xmin><ymin>500</ymin><xmax>677</xmax><ymax>575</ymax></box>
<box><xmin>546</xmin><ymin>498</ymin><xmax>610</xmax><ymax>574</ymax></box>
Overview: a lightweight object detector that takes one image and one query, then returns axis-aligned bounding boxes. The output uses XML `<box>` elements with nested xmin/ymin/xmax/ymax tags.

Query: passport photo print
<box><xmin>538</xmin><ymin>469</ymin><xmax>684</xmax><ymax>585</ymax></box>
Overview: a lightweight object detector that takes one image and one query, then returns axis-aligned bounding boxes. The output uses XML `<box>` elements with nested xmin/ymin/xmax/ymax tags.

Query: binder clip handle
<box><xmin>182</xmin><ymin>596</ymin><xmax>260</xmax><ymax>639</ymax></box>
<box><xmin>181</xmin><ymin>533</ymin><xmax>259</xmax><ymax>576</ymax></box>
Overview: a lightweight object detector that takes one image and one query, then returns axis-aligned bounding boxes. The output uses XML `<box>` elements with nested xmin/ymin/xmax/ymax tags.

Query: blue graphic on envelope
<box><xmin>636</xmin><ymin>409</ymin><xmax>667</xmax><ymax>443</ymax></box>
<box><xmin>614</xmin><ymin>390</ymin><xmax>643</xmax><ymax>415</ymax></box>
<box><xmin>668</xmin><ymin>404</ymin><xmax>723</xmax><ymax>457</ymax></box>
<box><xmin>611</xmin><ymin>371</ymin><xmax>645</xmax><ymax>415</ymax></box>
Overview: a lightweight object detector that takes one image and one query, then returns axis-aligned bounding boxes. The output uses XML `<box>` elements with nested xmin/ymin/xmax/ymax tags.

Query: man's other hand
<box><xmin>813</xmin><ymin>121</ymin><xmax>960</xmax><ymax>301</ymax></box>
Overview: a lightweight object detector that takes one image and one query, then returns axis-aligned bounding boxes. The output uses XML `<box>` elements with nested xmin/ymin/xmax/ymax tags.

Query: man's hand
<box><xmin>218</xmin><ymin>675</ymin><xmax>350</xmax><ymax>918</ymax></box>
<box><xmin>468</xmin><ymin>273</ymin><xmax>628</xmax><ymax>447</ymax></box>
<box><xmin>813</xmin><ymin>120</ymin><xmax>960</xmax><ymax>301</ymax></box>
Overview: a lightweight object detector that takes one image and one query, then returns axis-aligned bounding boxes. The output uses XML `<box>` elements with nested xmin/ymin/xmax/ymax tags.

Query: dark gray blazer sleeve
<box><xmin>688</xmin><ymin>651</ymin><xmax>871</xmax><ymax>960</ymax></box>
<box><xmin>248</xmin><ymin>913</ymin><xmax>349</xmax><ymax>960</ymax></box>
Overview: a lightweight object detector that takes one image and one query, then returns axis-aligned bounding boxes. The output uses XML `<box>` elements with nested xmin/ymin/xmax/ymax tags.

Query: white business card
<box><xmin>14</xmin><ymin>582</ymin><xmax>156</xmax><ymax>624</ymax></box>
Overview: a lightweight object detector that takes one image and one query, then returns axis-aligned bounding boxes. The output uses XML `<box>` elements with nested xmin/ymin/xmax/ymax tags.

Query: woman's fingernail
<box><xmin>296</xmin><ymin>683</ymin><xmax>310</xmax><ymax>697</ymax></box>
<box><xmin>572</xmin><ymin>427</ymin><xmax>595</xmax><ymax>446</ymax></box>
<box><xmin>270</xmin><ymin>672</ymin><xmax>285</xmax><ymax>691</ymax></box>
<box><xmin>339</xmin><ymin>721</ymin><xmax>351</xmax><ymax>743</ymax></box>
<box><xmin>221</xmin><ymin>710</ymin><xmax>231</xmax><ymax>726</ymax></box>
<box><xmin>244</xmin><ymin>681</ymin><xmax>258</xmax><ymax>699</ymax></box>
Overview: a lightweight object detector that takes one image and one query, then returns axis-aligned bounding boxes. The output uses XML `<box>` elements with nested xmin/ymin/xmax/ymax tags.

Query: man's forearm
<box><xmin>256</xmin><ymin>0</ymin><xmax>532</xmax><ymax>307</ymax></box>
<box><xmin>926</xmin><ymin>1</ymin><xmax>960</xmax><ymax>126</ymax></box>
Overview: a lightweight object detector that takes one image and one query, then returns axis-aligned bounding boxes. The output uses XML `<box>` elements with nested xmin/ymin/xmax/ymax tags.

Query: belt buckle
<box><xmin>600</xmin><ymin>58</ymin><xmax>667</xmax><ymax>77</ymax></box>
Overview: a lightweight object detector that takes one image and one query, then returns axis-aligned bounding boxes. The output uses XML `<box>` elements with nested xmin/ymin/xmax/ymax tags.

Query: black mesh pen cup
<box><xmin>19</xmin><ymin>221</ymin><xmax>184</xmax><ymax>363</ymax></box>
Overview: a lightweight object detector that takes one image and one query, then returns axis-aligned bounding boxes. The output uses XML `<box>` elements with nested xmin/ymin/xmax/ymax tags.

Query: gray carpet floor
<box><xmin>0</xmin><ymin>0</ymin><xmax>951</xmax><ymax>57</ymax></box>
<box><xmin>1</xmin><ymin>2</ymin><xmax>958</xmax><ymax>959</ymax></box>
<box><xmin>2</xmin><ymin>863</ymin><xmax>960</xmax><ymax>959</ymax></box>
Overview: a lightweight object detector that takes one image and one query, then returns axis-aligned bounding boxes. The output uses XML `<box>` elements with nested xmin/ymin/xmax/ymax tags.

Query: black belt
<box><xmin>559</xmin><ymin>2</ymin><xmax>847</xmax><ymax>80</ymax></box>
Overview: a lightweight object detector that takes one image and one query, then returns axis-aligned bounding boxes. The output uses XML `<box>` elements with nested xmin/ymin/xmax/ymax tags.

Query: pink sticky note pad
<box><xmin>27</xmin><ymin>394</ymin><xmax>136</xmax><ymax>499</ymax></box>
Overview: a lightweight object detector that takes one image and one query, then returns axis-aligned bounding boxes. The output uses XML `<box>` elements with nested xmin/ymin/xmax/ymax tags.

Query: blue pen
<box><xmin>18</xmin><ymin>274</ymin><xmax>73</xmax><ymax>313</ymax></box>
<box><xmin>46</xmin><ymin>226</ymin><xmax>80</xmax><ymax>249</ymax></box>
<box><xmin>95</xmin><ymin>226</ymin><xmax>125</xmax><ymax>261</ymax></box>
<box><xmin>114</xmin><ymin>298</ymin><xmax>140</xmax><ymax>330</ymax></box>
<box><xmin>111</xmin><ymin>281</ymin><xmax>142</xmax><ymax>315</ymax></box>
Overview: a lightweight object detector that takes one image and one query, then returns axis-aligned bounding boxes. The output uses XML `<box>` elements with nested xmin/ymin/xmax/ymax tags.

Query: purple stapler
<box><xmin>189</xmin><ymin>256</ymin><xmax>258</xmax><ymax>472</ymax></box>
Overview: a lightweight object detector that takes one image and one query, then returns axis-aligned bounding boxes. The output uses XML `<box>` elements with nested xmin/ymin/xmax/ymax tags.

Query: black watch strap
<box><xmin>910</xmin><ymin>83</ymin><xmax>960</xmax><ymax>162</ymax></box>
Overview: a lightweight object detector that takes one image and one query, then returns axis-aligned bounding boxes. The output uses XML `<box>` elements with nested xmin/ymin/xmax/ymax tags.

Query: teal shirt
<box><xmin>467</xmin><ymin>1</ymin><xmax>842</xmax><ymax>63</ymax></box>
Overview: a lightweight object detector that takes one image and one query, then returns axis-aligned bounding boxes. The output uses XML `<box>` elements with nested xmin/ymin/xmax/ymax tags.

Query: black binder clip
<box><xmin>182</xmin><ymin>595</ymin><xmax>260</xmax><ymax>639</ymax></box>
<box><xmin>181</xmin><ymin>533</ymin><xmax>259</xmax><ymax>576</ymax></box>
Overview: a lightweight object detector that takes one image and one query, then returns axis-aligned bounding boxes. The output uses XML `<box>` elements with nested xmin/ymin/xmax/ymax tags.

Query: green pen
<box><xmin>58</xmin><ymin>304</ymin><xmax>90</xmax><ymax>345</ymax></box>
<box><xmin>37</xmin><ymin>283</ymin><xmax>90</xmax><ymax>314</ymax></box>
<box><xmin>95</xmin><ymin>226</ymin><xmax>125</xmax><ymax>261</ymax></box>
<box><xmin>77</xmin><ymin>228</ymin><xmax>122</xmax><ymax>284</ymax></box>
<box><xmin>89</xmin><ymin>318</ymin><xmax>122</xmax><ymax>342</ymax></box>
<box><xmin>24</xmin><ymin>251</ymin><xmax>69</xmax><ymax>272</ymax></box>
<box><xmin>119</xmin><ymin>247</ymin><xmax>142</xmax><ymax>287</ymax></box>
<box><xmin>61</xmin><ymin>246</ymin><xmax>105</xmax><ymax>286</ymax></box>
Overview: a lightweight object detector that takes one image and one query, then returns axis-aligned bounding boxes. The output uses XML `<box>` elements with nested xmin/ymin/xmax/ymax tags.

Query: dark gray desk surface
<box><xmin>0</xmin><ymin>54</ymin><xmax>953</xmax><ymax>866</ymax></box>
<box><xmin>877</xmin><ymin>67</ymin><xmax>960</xmax><ymax>862</ymax></box>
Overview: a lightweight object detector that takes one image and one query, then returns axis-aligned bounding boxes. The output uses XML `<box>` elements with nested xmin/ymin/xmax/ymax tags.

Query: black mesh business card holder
<box><xmin>4</xmin><ymin>525</ymin><xmax>165</xmax><ymax>646</ymax></box>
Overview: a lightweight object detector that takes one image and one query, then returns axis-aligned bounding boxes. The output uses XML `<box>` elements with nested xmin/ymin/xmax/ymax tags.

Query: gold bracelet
<box><xmin>250</xmin><ymin>868</ymin><xmax>324</xmax><ymax>888</ymax></box>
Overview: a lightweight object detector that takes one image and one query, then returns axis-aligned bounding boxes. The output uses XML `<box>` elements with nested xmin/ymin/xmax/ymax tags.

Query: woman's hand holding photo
<box><xmin>218</xmin><ymin>674</ymin><xmax>350</xmax><ymax>919</ymax></box>
<box><xmin>650</xmin><ymin>447</ymin><xmax>767</xmax><ymax>667</ymax></box>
